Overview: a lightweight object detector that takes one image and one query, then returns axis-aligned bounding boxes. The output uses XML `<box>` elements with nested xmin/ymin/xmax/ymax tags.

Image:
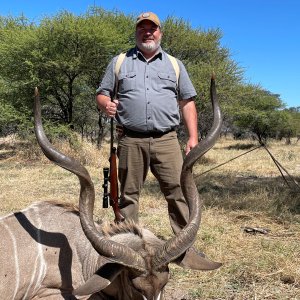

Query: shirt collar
<box><xmin>134</xmin><ymin>46</ymin><xmax>163</xmax><ymax>60</ymax></box>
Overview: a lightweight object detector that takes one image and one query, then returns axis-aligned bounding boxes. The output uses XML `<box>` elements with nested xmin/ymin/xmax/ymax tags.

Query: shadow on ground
<box><xmin>196</xmin><ymin>174</ymin><xmax>300</xmax><ymax>218</ymax></box>
<box><xmin>142</xmin><ymin>173</ymin><xmax>300</xmax><ymax>220</ymax></box>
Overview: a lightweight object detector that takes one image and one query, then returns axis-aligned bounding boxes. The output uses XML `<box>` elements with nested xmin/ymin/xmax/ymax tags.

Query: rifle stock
<box><xmin>101</xmin><ymin>103</ymin><xmax>125</xmax><ymax>223</ymax></box>
<box><xmin>109</xmin><ymin>146</ymin><xmax>125</xmax><ymax>223</ymax></box>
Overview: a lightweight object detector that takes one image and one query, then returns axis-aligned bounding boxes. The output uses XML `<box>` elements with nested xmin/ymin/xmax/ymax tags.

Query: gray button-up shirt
<box><xmin>97</xmin><ymin>47</ymin><xmax>197</xmax><ymax>133</ymax></box>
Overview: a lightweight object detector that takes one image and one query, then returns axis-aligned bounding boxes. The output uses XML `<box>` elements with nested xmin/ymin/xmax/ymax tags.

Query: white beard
<box><xmin>137</xmin><ymin>39</ymin><xmax>161</xmax><ymax>54</ymax></box>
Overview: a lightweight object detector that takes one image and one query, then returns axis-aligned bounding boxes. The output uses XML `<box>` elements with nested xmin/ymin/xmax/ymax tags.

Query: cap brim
<box><xmin>136</xmin><ymin>19</ymin><xmax>160</xmax><ymax>27</ymax></box>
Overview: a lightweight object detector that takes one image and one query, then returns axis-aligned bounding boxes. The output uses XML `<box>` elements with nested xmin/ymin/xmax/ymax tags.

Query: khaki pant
<box><xmin>117</xmin><ymin>131</ymin><xmax>189</xmax><ymax>234</ymax></box>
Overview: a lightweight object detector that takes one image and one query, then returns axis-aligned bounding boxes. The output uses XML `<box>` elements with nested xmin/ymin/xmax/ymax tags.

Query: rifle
<box><xmin>102</xmin><ymin>117</ymin><xmax>125</xmax><ymax>223</ymax></box>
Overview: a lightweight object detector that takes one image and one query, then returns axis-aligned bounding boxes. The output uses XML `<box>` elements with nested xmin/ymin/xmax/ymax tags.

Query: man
<box><xmin>97</xmin><ymin>12</ymin><xmax>205</xmax><ymax>267</ymax></box>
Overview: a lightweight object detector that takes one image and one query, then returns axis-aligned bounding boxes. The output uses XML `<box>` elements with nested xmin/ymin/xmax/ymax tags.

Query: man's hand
<box><xmin>185</xmin><ymin>137</ymin><xmax>198</xmax><ymax>155</ymax></box>
<box><xmin>105</xmin><ymin>99</ymin><xmax>119</xmax><ymax>118</ymax></box>
<box><xmin>96</xmin><ymin>94</ymin><xmax>119</xmax><ymax>118</ymax></box>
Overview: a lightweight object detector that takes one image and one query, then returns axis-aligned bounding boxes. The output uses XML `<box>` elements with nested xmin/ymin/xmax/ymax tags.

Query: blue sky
<box><xmin>1</xmin><ymin>0</ymin><xmax>299</xmax><ymax>108</ymax></box>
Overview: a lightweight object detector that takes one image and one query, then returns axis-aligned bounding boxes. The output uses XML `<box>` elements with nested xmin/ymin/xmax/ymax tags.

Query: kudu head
<box><xmin>34</xmin><ymin>76</ymin><xmax>222</xmax><ymax>300</ymax></box>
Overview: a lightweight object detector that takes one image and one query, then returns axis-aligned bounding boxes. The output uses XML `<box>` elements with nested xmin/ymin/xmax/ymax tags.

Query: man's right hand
<box><xmin>96</xmin><ymin>94</ymin><xmax>119</xmax><ymax>118</ymax></box>
<box><xmin>104</xmin><ymin>99</ymin><xmax>119</xmax><ymax>118</ymax></box>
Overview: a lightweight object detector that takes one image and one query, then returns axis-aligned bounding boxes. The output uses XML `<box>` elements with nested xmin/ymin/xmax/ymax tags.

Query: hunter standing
<box><xmin>97</xmin><ymin>12</ymin><xmax>204</xmax><ymax>266</ymax></box>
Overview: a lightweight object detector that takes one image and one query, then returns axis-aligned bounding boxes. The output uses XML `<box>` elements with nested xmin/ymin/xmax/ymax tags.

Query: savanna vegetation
<box><xmin>0</xmin><ymin>135</ymin><xmax>299</xmax><ymax>299</ymax></box>
<box><xmin>0</xmin><ymin>7</ymin><xmax>299</xmax><ymax>144</ymax></box>
<box><xmin>0</xmin><ymin>6</ymin><xmax>299</xmax><ymax>300</ymax></box>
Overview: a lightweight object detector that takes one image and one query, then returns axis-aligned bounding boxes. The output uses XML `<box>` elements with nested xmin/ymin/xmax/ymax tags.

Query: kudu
<box><xmin>0</xmin><ymin>77</ymin><xmax>222</xmax><ymax>299</ymax></box>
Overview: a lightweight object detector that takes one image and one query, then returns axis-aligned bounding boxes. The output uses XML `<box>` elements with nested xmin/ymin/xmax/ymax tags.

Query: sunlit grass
<box><xmin>0</xmin><ymin>135</ymin><xmax>299</xmax><ymax>299</ymax></box>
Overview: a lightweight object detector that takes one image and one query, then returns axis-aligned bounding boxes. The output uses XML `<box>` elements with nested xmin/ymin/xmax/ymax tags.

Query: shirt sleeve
<box><xmin>96</xmin><ymin>57</ymin><xmax>116</xmax><ymax>98</ymax></box>
<box><xmin>177</xmin><ymin>59</ymin><xmax>197</xmax><ymax>101</ymax></box>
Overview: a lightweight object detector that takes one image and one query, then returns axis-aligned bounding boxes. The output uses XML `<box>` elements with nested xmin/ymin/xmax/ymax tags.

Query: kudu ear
<box><xmin>73</xmin><ymin>263</ymin><xmax>124</xmax><ymax>296</ymax></box>
<box><xmin>173</xmin><ymin>249</ymin><xmax>222</xmax><ymax>271</ymax></box>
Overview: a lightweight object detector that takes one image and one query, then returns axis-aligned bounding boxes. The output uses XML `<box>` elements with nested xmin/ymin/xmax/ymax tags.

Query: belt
<box><xmin>123</xmin><ymin>127</ymin><xmax>175</xmax><ymax>138</ymax></box>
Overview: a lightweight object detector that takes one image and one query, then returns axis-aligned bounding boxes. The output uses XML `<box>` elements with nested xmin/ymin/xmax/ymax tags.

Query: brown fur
<box><xmin>43</xmin><ymin>200</ymin><xmax>79</xmax><ymax>215</ymax></box>
<box><xmin>101</xmin><ymin>220</ymin><xmax>143</xmax><ymax>238</ymax></box>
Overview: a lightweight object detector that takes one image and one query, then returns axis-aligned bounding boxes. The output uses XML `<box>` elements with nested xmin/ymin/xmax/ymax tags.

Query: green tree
<box><xmin>279</xmin><ymin>107</ymin><xmax>300</xmax><ymax>144</ymax></box>
<box><xmin>0</xmin><ymin>15</ymin><xmax>36</xmax><ymax>135</ymax></box>
<box><xmin>161</xmin><ymin>17</ymin><xmax>243</xmax><ymax>138</ymax></box>
<box><xmin>0</xmin><ymin>99</ymin><xmax>26</xmax><ymax>136</ymax></box>
<box><xmin>229</xmin><ymin>84</ymin><xmax>286</xmax><ymax>142</ymax></box>
<box><xmin>34</xmin><ymin>10</ymin><xmax>131</xmax><ymax>123</ymax></box>
<box><xmin>1</xmin><ymin>8</ymin><xmax>289</xmax><ymax>147</ymax></box>
<box><xmin>0</xmin><ymin>9</ymin><xmax>134</xmax><ymax>139</ymax></box>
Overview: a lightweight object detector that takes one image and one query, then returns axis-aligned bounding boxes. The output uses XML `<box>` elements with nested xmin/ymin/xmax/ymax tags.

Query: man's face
<box><xmin>135</xmin><ymin>20</ymin><xmax>162</xmax><ymax>55</ymax></box>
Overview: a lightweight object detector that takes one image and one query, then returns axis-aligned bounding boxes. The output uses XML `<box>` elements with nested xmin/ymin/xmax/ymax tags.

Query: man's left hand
<box><xmin>185</xmin><ymin>138</ymin><xmax>198</xmax><ymax>155</ymax></box>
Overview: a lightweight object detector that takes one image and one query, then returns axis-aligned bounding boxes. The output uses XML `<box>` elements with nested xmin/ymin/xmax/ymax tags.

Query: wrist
<box><xmin>188</xmin><ymin>136</ymin><xmax>198</xmax><ymax>147</ymax></box>
<box><xmin>96</xmin><ymin>94</ymin><xmax>111</xmax><ymax>112</ymax></box>
<box><xmin>189</xmin><ymin>133</ymin><xmax>198</xmax><ymax>142</ymax></box>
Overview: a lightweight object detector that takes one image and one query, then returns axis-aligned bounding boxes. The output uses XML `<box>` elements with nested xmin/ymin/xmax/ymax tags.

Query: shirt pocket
<box><xmin>156</xmin><ymin>72</ymin><xmax>177</xmax><ymax>92</ymax></box>
<box><xmin>118</xmin><ymin>71</ymin><xmax>136</xmax><ymax>93</ymax></box>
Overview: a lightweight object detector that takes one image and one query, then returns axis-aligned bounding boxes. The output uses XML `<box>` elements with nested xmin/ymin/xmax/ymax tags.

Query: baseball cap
<box><xmin>136</xmin><ymin>12</ymin><xmax>161</xmax><ymax>27</ymax></box>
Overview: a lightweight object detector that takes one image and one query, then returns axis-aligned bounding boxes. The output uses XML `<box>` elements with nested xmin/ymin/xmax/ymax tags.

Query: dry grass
<box><xmin>0</xmin><ymin>135</ymin><xmax>299</xmax><ymax>299</ymax></box>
